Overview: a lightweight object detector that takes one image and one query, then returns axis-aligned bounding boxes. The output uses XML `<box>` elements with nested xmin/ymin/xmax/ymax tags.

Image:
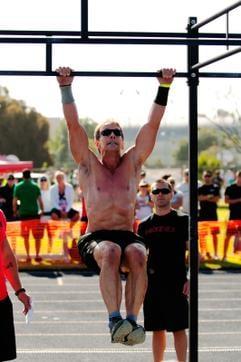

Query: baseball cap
<box><xmin>7</xmin><ymin>174</ymin><xmax>15</xmax><ymax>180</ymax></box>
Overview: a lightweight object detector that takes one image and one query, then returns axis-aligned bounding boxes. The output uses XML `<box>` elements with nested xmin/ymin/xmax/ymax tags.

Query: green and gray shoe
<box><xmin>111</xmin><ymin>318</ymin><xmax>133</xmax><ymax>343</ymax></box>
<box><xmin>121</xmin><ymin>320</ymin><xmax>146</xmax><ymax>346</ymax></box>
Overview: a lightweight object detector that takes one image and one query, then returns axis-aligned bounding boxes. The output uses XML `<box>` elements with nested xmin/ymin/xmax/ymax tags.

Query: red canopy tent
<box><xmin>0</xmin><ymin>156</ymin><xmax>33</xmax><ymax>173</ymax></box>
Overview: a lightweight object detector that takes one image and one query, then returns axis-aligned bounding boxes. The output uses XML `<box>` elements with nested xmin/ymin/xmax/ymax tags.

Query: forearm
<box><xmin>226</xmin><ymin>198</ymin><xmax>241</xmax><ymax>204</ymax></box>
<box><xmin>4</xmin><ymin>253</ymin><xmax>22</xmax><ymax>292</ymax></box>
<box><xmin>12</xmin><ymin>198</ymin><xmax>18</xmax><ymax>214</ymax></box>
<box><xmin>59</xmin><ymin>84</ymin><xmax>89</xmax><ymax>163</ymax></box>
<box><xmin>147</xmin><ymin>84</ymin><xmax>171</xmax><ymax>127</ymax></box>
<box><xmin>147</xmin><ymin>103</ymin><xmax>166</xmax><ymax>130</ymax></box>
<box><xmin>38</xmin><ymin>198</ymin><xmax>44</xmax><ymax>213</ymax></box>
<box><xmin>59</xmin><ymin>84</ymin><xmax>81</xmax><ymax>126</ymax></box>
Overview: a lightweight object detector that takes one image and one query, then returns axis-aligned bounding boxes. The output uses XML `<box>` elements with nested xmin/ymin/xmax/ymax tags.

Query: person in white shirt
<box><xmin>177</xmin><ymin>169</ymin><xmax>189</xmax><ymax>214</ymax></box>
<box><xmin>39</xmin><ymin>176</ymin><xmax>53</xmax><ymax>253</ymax></box>
<box><xmin>135</xmin><ymin>180</ymin><xmax>153</xmax><ymax>221</ymax></box>
<box><xmin>168</xmin><ymin>177</ymin><xmax>184</xmax><ymax>210</ymax></box>
<box><xmin>50</xmin><ymin>171</ymin><xmax>79</xmax><ymax>221</ymax></box>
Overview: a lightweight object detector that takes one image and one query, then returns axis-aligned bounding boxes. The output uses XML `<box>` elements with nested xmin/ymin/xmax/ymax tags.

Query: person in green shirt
<box><xmin>13</xmin><ymin>169</ymin><xmax>44</xmax><ymax>263</ymax></box>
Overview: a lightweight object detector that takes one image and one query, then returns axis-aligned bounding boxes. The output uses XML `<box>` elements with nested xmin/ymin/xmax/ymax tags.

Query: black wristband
<box><xmin>154</xmin><ymin>86</ymin><xmax>170</xmax><ymax>106</ymax></box>
<box><xmin>15</xmin><ymin>288</ymin><xmax>26</xmax><ymax>296</ymax></box>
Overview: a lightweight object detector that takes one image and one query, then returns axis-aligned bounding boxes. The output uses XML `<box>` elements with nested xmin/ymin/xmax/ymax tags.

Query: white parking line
<box><xmin>16</xmin><ymin>331</ymin><xmax>241</xmax><ymax>337</ymax></box>
<box><xmin>12</xmin><ymin>307</ymin><xmax>241</xmax><ymax>313</ymax></box>
<box><xmin>14</xmin><ymin>319</ymin><xmax>241</xmax><ymax>324</ymax></box>
<box><xmin>16</xmin><ymin>346</ymin><xmax>241</xmax><ymax>354</ymax></box>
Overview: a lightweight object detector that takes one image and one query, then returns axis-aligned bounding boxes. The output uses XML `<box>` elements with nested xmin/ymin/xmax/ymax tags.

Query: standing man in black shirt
<box><xmin>198</xmin><ymin>170</ymin><xmax>220</xmax><ymax>260</ymax></box>
<box><xmin>138</xmin><ymin>179</ymin><xmax>189</xmax><ymax>362</ymax></box>
<box><xmin>223</xmin><ymin>170</ymin><xmax>241</xmax><ymax>261</ymax></box>
<box><xmin>0</xmin><ymin>175</ymin><xmax>16</xmax><ymax>221</ymax></box>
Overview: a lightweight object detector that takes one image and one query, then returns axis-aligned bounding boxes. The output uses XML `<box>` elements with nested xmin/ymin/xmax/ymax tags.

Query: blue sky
<box><xmin>0</xmin><ymin>0</ymin><xmax>240</xmax><ymax>125</ymax></box>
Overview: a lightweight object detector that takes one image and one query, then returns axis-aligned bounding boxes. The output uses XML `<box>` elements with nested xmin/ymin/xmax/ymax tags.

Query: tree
<box><xmin>0</xmin><ymin>86</ymin><xmax>52</xmax><ymax>167</ymax></box>
<box><xmin>212</xmin><ymin>109</ymin><xmax>241</xmax><ymax>152</ymax></box>
<box><xmin>198</xmin><ymin>127</ymin><xmax>221</xmax><ymax>153</ymax></box>
<box><xmin>173</xmin><ymin>139</ymin><xmax>188</xmax><ymax>166</ymax></box>
<box><xmin>173</xmin><ymin>126</ymin><xmax>224</xmax><ymax>166</ymax></box>
<box><xmin>198</xmin><ymin>150</ymin><xmax>221</xmax><ymax>179</ymax></box>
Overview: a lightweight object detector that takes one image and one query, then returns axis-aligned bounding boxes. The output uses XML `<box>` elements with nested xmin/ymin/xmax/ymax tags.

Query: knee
<box><xmin>125</xmin><ymin>244</ymin><xmax>147</xmax><ymax>270</ymax></box>
<box><xmin>51</xmin><ymin>213</ymin><xmax>59</xmax><ymax>221</ymax></box>
<box><xmin>101</xmin><ymin>244</ymin><xmax>122</xmax><ymax>266</ymax></box>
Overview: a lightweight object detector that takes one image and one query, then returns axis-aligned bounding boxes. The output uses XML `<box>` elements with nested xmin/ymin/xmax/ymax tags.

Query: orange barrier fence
<box><xmin>5</xmin><ymin>219</ymin><xmax>241</xmax><ymax>269</ymax></box>
<box><xmin>7</xmin><ymin>218</ymin><xmax>87</xmax><ymax>269</ymax></box>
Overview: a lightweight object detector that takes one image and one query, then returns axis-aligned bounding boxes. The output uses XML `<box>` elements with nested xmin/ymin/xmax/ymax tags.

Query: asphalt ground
<box><xmin>10</xmin><ymin>270</ymin><xmax>241</xmax><ymax>362</ymax></box>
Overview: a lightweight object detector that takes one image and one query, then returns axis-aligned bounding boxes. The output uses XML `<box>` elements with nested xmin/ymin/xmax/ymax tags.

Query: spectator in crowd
<box><xmin>168</xmin><ymin>176</ymin><xmax>184</xmax><ymax>210</ymax></box>
<box><xmin>177</xmin><ymin>169</ymin><xmax>189</xmax><ymax>214</ymax></box>
<box><xmin>50</xmin><ymin>170</ymin><xmax>80</xmax><ymax>262</ymax></box>
<box><xmin>162</xmin><ymin>174</ymin><xmax>172</xmax><ymax>181</ymax></box>
<box><xmin>223</xmin><ymin>170</ymin><xmax>241</xmax><ymax>261</ymax></box>
<box><xmin>138</xmin><ymin>179</ymin><xmax>189</xmax><ymax>362</ymax></box>
<box><xmin>13</xmin><ymin>169</ymin><xmax>44</xmax><ymax>263</ymax></box>
<box><xmin>224</xmin><ymin>168</ymin><xmax>235</xmax><ymax>187</ymax></box>
<box><xmin>198</xmin><ymin>170</ymin><xmax>221</xmax><ymax>260</ymax></box>
<box><xmin>135</xmin><ymin>180</ymin><xmax>153</xmax><ymax>221</ymax></box>
<box><xmin>39</xmin><ymin>176</ymin><xmax>52</xmax><ymax>216</ymax></box>
<box><xmin>50</xmin><ymin>170</ymin><xmax>79</xmax><ymax>222</ymax></box>
<box><xmin>212</xmin><ymin>169</ymin><xmax>224</xmax><ymax>190</ymax></box>
<box><xmin>39</xmin><ymin>176</ymin><xmax>53</xmax><ymax>254</ymax></box>
<box><xmin>140</xmin><ymin>169</ymin><xmax>146</xmax><ymax>180</ymax></box>
<box><xmin>0</xmin><ymin>174</ymin><xmax>16</xmax><ymax>221</ymax></box>
<box><xmin>56</xmin><ymin>66</ymin><xmax>175</xmax><ymax>345</ymax></box>
<box><xmin>0</xmin><ymin>209</ymin><xmax>31</xmax><ymax>361</ymax></box>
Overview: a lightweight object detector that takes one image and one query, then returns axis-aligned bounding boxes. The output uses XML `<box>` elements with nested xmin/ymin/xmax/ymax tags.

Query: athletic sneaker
<box><xmin>121</xmin><ymin>320</ymin><xmax>146</xmax><ymax>346</ymax></box>
<box><xmin>110</xmin><ymin>318</ymin><xmax>133</xmax><ymax>343</ymax></box>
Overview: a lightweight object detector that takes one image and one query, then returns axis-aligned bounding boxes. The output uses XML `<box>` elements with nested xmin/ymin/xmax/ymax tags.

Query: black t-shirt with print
<box><xmin>225</xmin><ymin>184</ymin><xmax>241</xmax><ymax>220</ymax></box>
<box><xmin>137</xmin><ymin>210</ymin><xmax>188</xmax><ymax>292</ymax></box>
<box><xmin>198</xmin><ymin>183</ymin><xmax>220</xmax><ymax>220</ymax></box>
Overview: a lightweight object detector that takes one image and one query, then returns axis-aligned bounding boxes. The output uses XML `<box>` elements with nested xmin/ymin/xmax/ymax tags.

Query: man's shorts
<box><xmin>143</xmin><ymin>277</ymin><xmax>188</xmax><ymax>332</ymax></box>
<box><xmin>78</xmin><ymin>230</ymin><xmax>145</xmax><ymax>272</ymax></box>
<box><xmin>19</xmin><ymin>215</ymin><xmax>43</xmax><ymax>239</ymax></box>
<box><xmin>226</xmin><ymin>220</ymin><xmax>241</xmax><ymax>236</ymax></box>
<box><xmin>198</xmin><ymin>214</ymin><xmax>220</xmax><ymax>235</ymax></box>
<box><xmin>0</xmin><ymin>296</ymin><xmax>17</xmax><ymax>361</ymax></box>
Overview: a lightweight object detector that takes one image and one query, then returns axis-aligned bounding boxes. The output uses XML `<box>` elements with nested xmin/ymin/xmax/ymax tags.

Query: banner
<box><xmin>6</xmin><ymin>219</ymin><xmax>241</xmax><ymax>269</ymax></box>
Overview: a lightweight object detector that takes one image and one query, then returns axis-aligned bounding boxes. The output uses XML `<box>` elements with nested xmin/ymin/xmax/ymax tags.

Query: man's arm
<box><xmin>133</xmin><ymin>68</ymin><xmax>175</xmax><ymax>165</ymax></box>
<box><xmin>12</xmin><ymin>196</ymin><xmax>18</xmax><ymax>217</ymax></box>
<box><xmin>225</xmin><ymin>195</ymin><xmax>241</xmax><ymax>204</ymax></box>
<box><xmin>1</xmin><ymin>237</ymin><xmax>31</xmax><ymax>314</ymax></box>
<box><xmin>56</xmin><ymin>67</ymin><xmax>90</xmax><ymax>165</ymax></box>
<box><xmin>38</xmin><ymin>195</ymin><xmax>44</xmax><ymax>215</ymax></box>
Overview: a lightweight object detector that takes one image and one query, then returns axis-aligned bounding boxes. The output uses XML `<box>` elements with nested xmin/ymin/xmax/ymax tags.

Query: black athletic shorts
<box><xmin>143</xmin><ymin>277</ymin><xmax>189</xmax><ymax>332</ymax></box>
<box><xmin>78</xmin><ymin>230</ymin><xmax>145</xmax><ymax>272</ymax></box>
<box><xmin>0</xmin><ymin>296</ymin><xmax>17</xmax><ymax>361</ymax></box>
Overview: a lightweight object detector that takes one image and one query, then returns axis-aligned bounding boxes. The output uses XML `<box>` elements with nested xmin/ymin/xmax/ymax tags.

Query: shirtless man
<box><xmin>56</xmin><ymin>66</ymin><xmax>175</xmax><ymax>345</ymax></box>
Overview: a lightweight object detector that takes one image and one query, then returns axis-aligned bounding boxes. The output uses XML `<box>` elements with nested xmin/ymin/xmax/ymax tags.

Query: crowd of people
<box><xmin>0</xmin><ymin>168</ymin><xmax>82</xmax><ymax>263</ymax></box>
<box><xmin>135</xmin><ymin>168</ymin><xmax>241</xmax><ymax>262</ymax></box>
<box><xmin>0</xmin><ymin>165</ymin><xmax>241</xmax><ymax>264</ymax></box>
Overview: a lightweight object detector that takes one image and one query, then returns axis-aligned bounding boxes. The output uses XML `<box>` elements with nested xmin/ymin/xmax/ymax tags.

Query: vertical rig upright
<box><xmin>187</xmin><ymin>16</ymin><xmax>199</xmax><ymax>362</ymax></box>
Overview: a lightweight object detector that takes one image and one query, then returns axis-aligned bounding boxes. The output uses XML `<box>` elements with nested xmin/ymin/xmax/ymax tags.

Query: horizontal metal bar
<box><xmin>0</xmin><ymin>30</ymin><xmax>241</xmax><ymax>39</ymax></box>
<box><xmin>199</xmin><ymin>72</ymin><xmax>241</xmax><ymax>78</ymax></box>
<box><xmin>192</xmin><ymin>45</ymin><xmax>241</xmax><ymax>70</ymax></box>
<box><xmin>0</xmin><ymin>70</ymin><xmax>241</xmax><ymax>78</ymax></box>
<box><xmin>0</xmin><ymin>70</ymin><xmax>187</xmax><ymax>77</ymax></box>
<box><xmin>0</xmin><ymin>37</ymin><xmax>241</xmax><ymax>46</ymax></box>
<box><xmin>191</xmin><ymin>0</ymin><xmax>241</xmax><ymax>30</ymax></box>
